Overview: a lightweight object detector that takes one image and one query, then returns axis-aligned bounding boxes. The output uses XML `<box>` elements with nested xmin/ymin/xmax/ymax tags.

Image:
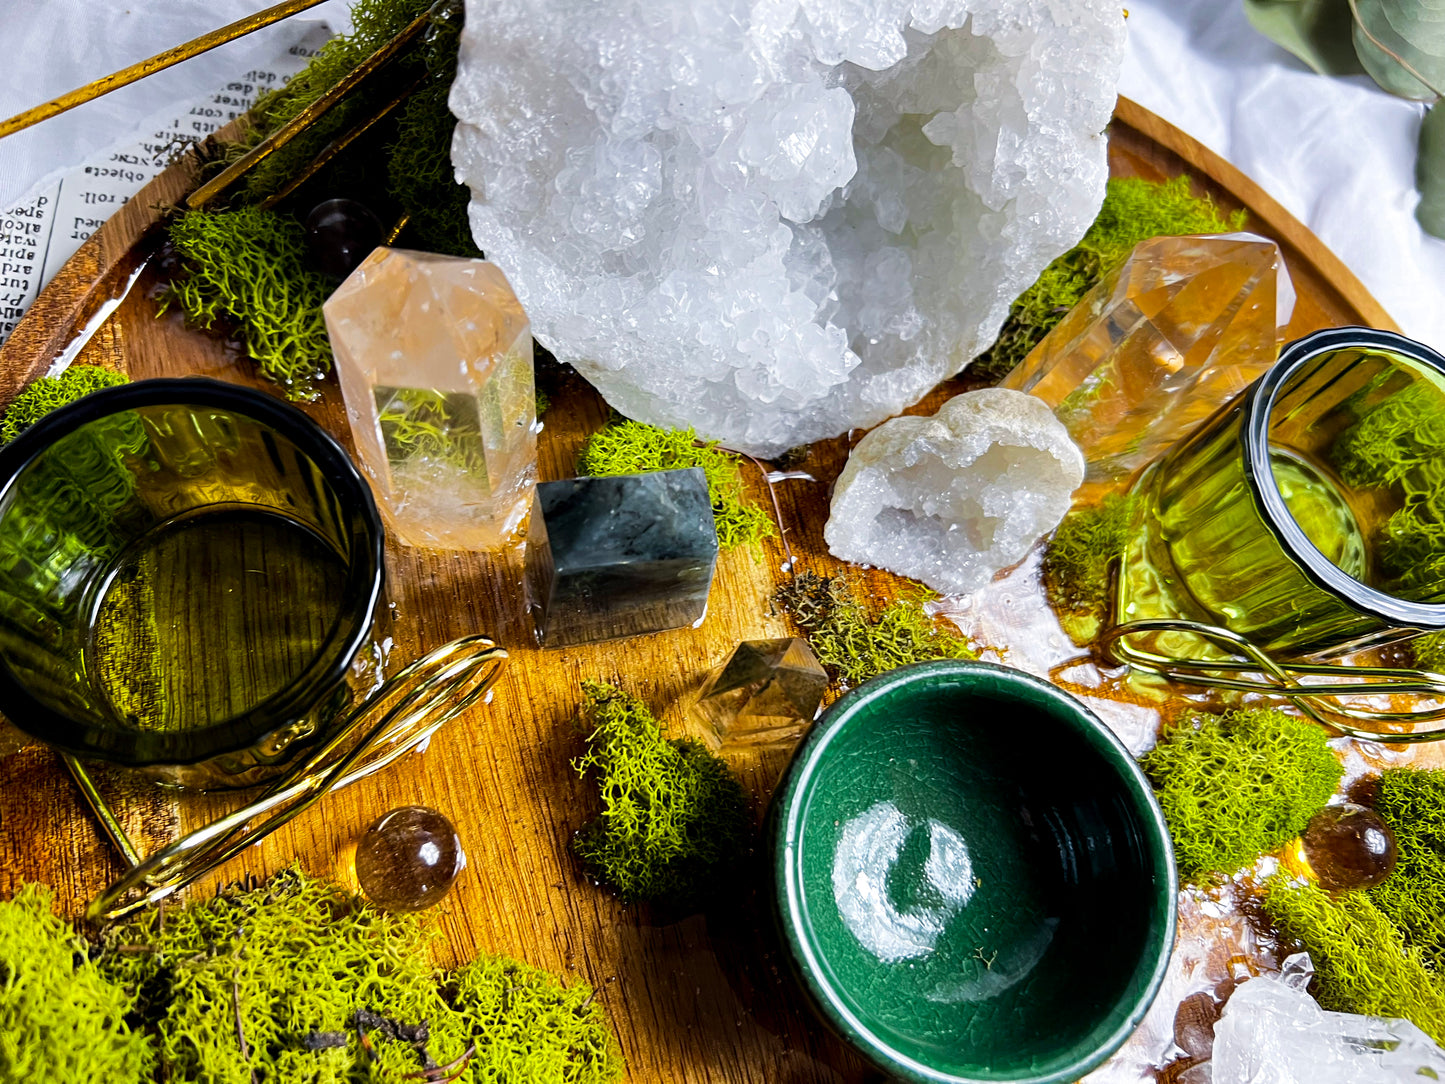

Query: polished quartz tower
<box><xmin>525</xmin><ymin>468</ymin><xmax>719</xmax><ymax>646</ymax></box>
<box><xmin>689</xmin><ymin>638</ymin><xmax>828</xmax><ymax>751</ymax></box>
<box><xmin>323</xmin><ymin>248</ymin><xmax>537</xmax><ymax>550</ymax></box>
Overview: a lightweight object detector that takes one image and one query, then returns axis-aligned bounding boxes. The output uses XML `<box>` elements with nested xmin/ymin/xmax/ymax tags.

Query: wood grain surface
<box><xmin>0</xmin><ymin>98</ymin><xmax>1416</xmax><ymax>1083</ymax></box>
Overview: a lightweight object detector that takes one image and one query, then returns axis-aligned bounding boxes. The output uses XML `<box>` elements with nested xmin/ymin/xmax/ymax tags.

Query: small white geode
<box><xmin>825</xmin><ymin>388</ymin><xmax>1083</xmax><ymax>596</ymax></box>
<box><xmin>451</xmin><ymin>0</ymin><xmax>1126</xmax><ymax>456</ymax></box>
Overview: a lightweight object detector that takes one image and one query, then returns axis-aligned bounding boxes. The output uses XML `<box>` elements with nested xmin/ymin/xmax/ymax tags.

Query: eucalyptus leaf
<box><xmin>1352</xmin><ymin>0</ymin><xmax>1445</xmax><ymax>100</ymax></box>
<box><xmin>1417</xmin><ymin>103</ymin><xmax>1445</xmax><ymax>237</ymax></box>
<box><xmin>1243</xmin><ymin>0</ymin><xmax>1365</xmax><ymax>76</ymax></box>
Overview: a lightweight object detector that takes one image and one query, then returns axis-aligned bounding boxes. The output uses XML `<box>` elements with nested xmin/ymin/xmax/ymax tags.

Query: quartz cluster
<box><xmin>451</xmin><ymin>0</ymin><xmax>1127</xmax><ymax>456</ymax></box>
<box><xmin>825</xmin><ymin>388</ymin><xmax>1083</xmax><ymax>597</ymax></box>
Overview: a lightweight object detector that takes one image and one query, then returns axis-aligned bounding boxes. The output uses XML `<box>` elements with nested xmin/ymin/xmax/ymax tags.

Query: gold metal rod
<box><xmin>258</xmin><ymin>74</ymin><xmax>425</xmax><ymax>209</ymax></box>
<box><xmin>0</xmin><ymin>0</ymin><xmax>330</xmax><ymax>142</ymax></box>
<box><xmin>61</xmin><ymin>754</ymin><xmax>143</xmax><ymax>869</ymax></box>
<box><xmin>384</xmin><ymin>211</ymin><xmax>412</xmax><ymax>245</ymax></box>
<box><xmin>185</xmin><ymin>2</ymin><xmax>439</xmax><ymax>210</ymax></box>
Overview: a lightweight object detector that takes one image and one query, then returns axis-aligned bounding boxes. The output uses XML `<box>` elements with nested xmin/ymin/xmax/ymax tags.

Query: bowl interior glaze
<box><xmin>773</xmin><ymin>661</ymin><xmax>1176</xmax><ymax>1084</ymax></box>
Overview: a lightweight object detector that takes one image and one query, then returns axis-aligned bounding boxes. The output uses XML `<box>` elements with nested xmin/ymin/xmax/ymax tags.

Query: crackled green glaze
<box><xmin>771</xmin><ymin>660</ymin><xmax>1176</xmax><ymax>1084</ymax></box>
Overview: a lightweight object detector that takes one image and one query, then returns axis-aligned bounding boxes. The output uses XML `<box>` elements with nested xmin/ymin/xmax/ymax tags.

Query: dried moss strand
<box><xmin>772</xmin><ymin>573</ymin><xmax>976</xmax><ymax>687</ymax></box>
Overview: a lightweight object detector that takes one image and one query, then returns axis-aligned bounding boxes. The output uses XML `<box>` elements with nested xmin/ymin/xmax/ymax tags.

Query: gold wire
<box><xmin>0</xmin><ymin>0</ymin><xmax>330</xmax><ymax>141</ymax></box>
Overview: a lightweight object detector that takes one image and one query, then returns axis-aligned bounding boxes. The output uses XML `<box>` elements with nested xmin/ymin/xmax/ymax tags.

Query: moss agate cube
<box><xmin>526</xmin><ymin>468</ymin><xmax>718</xmax><ymax>646</ymax></box>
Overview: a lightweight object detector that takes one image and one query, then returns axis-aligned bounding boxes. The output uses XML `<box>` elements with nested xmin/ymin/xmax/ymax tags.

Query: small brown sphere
<box><xmin>1300</xmin><ymin>803</ymin><xmax>1397</xmax><ymax>892</ymax></box>
<box><xmin>355</xmin><ymin>806</ymin><xmax>464</xmax><ymax>912</ymax></box>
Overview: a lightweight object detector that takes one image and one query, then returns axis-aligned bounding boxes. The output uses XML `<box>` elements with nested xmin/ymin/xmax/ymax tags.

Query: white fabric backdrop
<box><xmin>0</xmin><ymin>0</ymin><xmax>1440</xmax><ymax>350</ymax></box>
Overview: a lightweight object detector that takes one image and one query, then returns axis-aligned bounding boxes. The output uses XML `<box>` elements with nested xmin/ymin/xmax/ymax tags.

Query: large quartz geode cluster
<box><xmin>451</xmin><ymin>0</ymin><xmax>1126</xmax><ymax>456</ymax></box>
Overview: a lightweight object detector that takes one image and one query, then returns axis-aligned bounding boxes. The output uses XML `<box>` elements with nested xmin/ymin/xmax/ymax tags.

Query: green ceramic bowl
<box><xmin>770</xmin><ymin>660</ymin><xmax>1176</xmax><ymax>1084</ymax></box>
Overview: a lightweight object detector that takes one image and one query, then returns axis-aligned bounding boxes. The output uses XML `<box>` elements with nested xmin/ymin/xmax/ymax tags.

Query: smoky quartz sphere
<box><xmin>355</xmin><ymin>806</ymin><xmax>464</xmax><ymax>912</ymax></box>
<box><xmin>1301</xmin><ymin>803</ymin><xmax>1398</xmax><ymax>892</ymax></box>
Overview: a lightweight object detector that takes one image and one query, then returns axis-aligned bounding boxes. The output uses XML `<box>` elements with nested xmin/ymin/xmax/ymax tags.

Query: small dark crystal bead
<box><xmin>355</xmin><ymin>805</ymin><xmax>464</xmax><ymax>912</ymax></box>
<box><xmin>1301</xmin><ymin>802</ymin><xmax>1398</xmax><ymax>892</ymax></box>
<box><xmin>304</xmin><ymin>198</ymin><xmax>383</xmax><ymax>280</ymax></box>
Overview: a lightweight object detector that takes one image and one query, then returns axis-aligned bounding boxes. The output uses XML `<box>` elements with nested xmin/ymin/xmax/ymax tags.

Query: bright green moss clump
<box><xmin>573</xmin><ymin>682</ymin><xmax>751</xmax><ymax>906</ymax></box>
<box><xmin>1139</xmin><ymin>708</ymin><xmax>1342</xmax><ymax>882</ymax></box>
<box><xmin>1371</xmin><ymin>768</ymin><xmax>1445</xmax><ymax>972</ymax></box>
<box><xmin>163</xmin><ymin>208</ymin><xmax>333</xmax><ymax>399</ymax></box>
<box><xmin>0</xmin><ymin>886</ymin><xmax>155</xmax><ymax>1082</ymax></box>
<box><xmin>97</xmin><ymin>867</ymin><xmax>622</xmax><ymax>1083</ymax></box>
<box><xmin>975</xmin><ymin>176</ymin><xmax>1247</xmax><ymax>380</ymax></box>
<box><xmin>773</xmin><ymin>572</ymin><xmax>976</xmax><ymax>687</ymax></box>
<box><xmin>577</xmin><ymin>421</ymin><xmax>774</xmax><ymax>551</ymax></box>
<box><xmin>1264</xmin><ymin>877</ymin><xmax>1445</xmax><ymax>1044</ymax></box>
<box><xmin>0</xmin><ymin>364</ymin><xmax>128</xmax><ymax>443</ymax></box>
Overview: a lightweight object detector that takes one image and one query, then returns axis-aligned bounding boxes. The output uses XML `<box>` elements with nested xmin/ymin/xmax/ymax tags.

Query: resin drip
<box><xmin>89</xmin><ymin>509</ymin><xmax>347</xmax><ymax>732</ymax></box>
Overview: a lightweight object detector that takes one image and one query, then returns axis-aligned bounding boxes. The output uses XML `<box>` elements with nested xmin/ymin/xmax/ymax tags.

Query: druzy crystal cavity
<box><xmin>450</xmin><ymin>0</ymin><xmax>1127</xmax><ymax>456</ymax></box>
<box><xmin>825</xmin><ymin>388</ymin><xmax>1084</xmax><ymax>597</ymax></box>
<box><xmin>689</xmin><ymin>638</ymin><xmax>828</xmax><ymax>752</ymax></box>
<box><xmin>323</xmin><ymin>248</ymin><xmax>536</xmax><ymax>551</ymax></box>
<box><xmin>525</xmin><ymin>468</ymin><xmax>719</xmax><ymax>646</ymax></box>
<box><xmin>1002</xmin><ymin>233</ymin><xmax>1295</xmax><ymax>484</ymax></box>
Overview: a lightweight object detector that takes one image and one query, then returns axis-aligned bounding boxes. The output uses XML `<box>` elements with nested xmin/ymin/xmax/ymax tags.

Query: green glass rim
<box><xmin>1243</xmin><ymin>326</ymin><xmax>1445</xmax><ymax>631</ymax></box>
<box><xmin>0</xmin><ymin>377</ymin><xmax>386</xmax><ymax>766</ymax></box>
<box><xmin>770</xmin><ymin>659</ymin><xmax>1178</xmax><ymax>1084</ymax></box>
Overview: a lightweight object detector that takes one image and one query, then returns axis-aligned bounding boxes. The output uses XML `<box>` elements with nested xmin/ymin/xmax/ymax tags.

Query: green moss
<box><xmin>572</xmin><ymin>682</ymin><xmax>751</xmax><ymax>906</ymax></box>
<box><xmin>1371</xmin><ymin>768</ymin><xmax>1445</xmax><ymax>972</ymax></box>
<box><xmin>97</xmin><ymin>867</ymin><xmax>623</xmax><ymax>1083</ymax></box>
<box><xmin>576</xmin><ymin>421</ymin><xmax>774</xmax><ymax>551</ymax></box>
<box><xmin>1413</xmin><ymin>629</ymin><xmax>1445</xmax><ymax>671</ymax></box>
<box><xmin>376</xmin><ymin>388</ymin><xmax>484</xmax><ymax>472</ymax></box>
<box><xmin>1331</xmin><ymin>381</ymin><xmax>1445</xmax><ymax>591</ymax></box>
<box><xmin>1139</xmin><ymin>708</ymin><xmax>1342</xmax><ymax>882</ymax></box>
<box><xmin>1041</xmin><ymin>495</ymin><xmax>1135</xmax><ymax>623</ymax></box>
<box><xmin>974</xmin><ymin>176</ymin><xmax>1247</xmax><ymax>381</ymax></box>
<box><xmin>772</xmin><ymin>572</ymin><xmax>976</xmax><ymax>687</ymax></box>
<box><xmin>162</xmin><ymin>208</ymin><xmax>333</xmax><ymax>399</ymax></box>
<box><xmin>1264</xmin><ymin>877</ymin><xmax>1445</xmax><ymax>1044</ymax></box>
<box><xmin>240</xmin><ymin>0</ymin><xmax>439</xmax><ymax>204</ymax></box>
<box><xmin>0</xmin><ymin>364</ymin><xmax>128</xmax><ymax>443</ymax></box>
<box><xmin>0</xmin><ymin>886</ymin><xmax>154</xmax><ymax>1082</ymax></box>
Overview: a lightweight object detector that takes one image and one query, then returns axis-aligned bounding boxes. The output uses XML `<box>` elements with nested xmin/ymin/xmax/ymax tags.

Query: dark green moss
<box><xmin>572</xmin><ymin>682</ymin><xmax>751</xmax><ymax>907</ymax></box>
<box><xmin>1139</xmin><ymin>708</ymin><xmax>1342</xmax><ymax>882</ymax></box>
<box><xmin>974</xmin><ymin>176</ymin><xmax>1248</xmax><ymax>381</ymax></box>
<box><xmin>772</xmin><ymin>572</ymin><xmax>976</xmax><ymax>687</ymax></box>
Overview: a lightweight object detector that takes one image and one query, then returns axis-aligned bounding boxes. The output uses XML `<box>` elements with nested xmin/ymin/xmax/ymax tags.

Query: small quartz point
<box><xmin>355</xmin><ymin>806</ymin><xmax>465</xmax><ymax>913</ymax></box>
<box><xmin>1300</xmin><ymin>803</ymin><xmax>1398</xmax><ymax>892</ymax></box>
<box><xmin>323</xmin><ymin>248</ymin><xmax>537</xmax><ymax>550</ymax></box>
<box><xmin>825</xmin><ymin>388</ymin><xmax>1084</xmax><ymax>597</ymax></box>
<box><xmin>690</xmin><ymin>638</ymin><xmax>828</xmax><ymax>752</ymax></box>
<box><xmin>1001</xmin><ymin>233</ymin><xmax>1295</xmax><ymax>484</ymax></box>
<box><xmin>525</xmin><ymin>468</ymin><xmax>719</xmax><ymax>646</ymax></box>
<box><xmin>1211</xmin><ymin>953</ymin><xmax>1445</xmax><ymax>1083</ymax></box>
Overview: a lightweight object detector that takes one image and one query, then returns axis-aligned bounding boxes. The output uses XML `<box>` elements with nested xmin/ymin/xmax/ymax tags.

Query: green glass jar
<box><xmin>1125</xmin><ymin>327</ymin><xmax>1445</xmax><ymax>657</ymax></box>
<box><xmin>0</xmin><ymin>378</ymin><xmax>384</xmax><ymax>786</ymax></box>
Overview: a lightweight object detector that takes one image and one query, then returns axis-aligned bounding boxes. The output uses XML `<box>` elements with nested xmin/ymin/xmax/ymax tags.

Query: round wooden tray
<box><xmin>0</xmin><ymin>97</ymin><xmax>1415</xmax><ymax>1083</ymax></box>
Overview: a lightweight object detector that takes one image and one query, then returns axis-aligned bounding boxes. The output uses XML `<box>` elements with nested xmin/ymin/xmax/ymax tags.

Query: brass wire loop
<box><xmin>76</xmin><ymin>634</ymin><xmax>508</xmax><ymax>922</ymax></box>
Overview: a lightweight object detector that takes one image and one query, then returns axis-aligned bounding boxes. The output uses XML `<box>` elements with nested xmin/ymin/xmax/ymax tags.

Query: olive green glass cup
<box><xmin>1128</xmin><ymin>327</ymin><xmax>1445</xmax><ymax>657</ymax></box>
<box><xmin>770</xmin><ymin>660</ymin><xmax>1176</xmax><ymax>1084</ymax></box>
<box><xmin>0</xmin><ymin>378</ymin><xmax>384</xmax><ymax>787</ymax></box>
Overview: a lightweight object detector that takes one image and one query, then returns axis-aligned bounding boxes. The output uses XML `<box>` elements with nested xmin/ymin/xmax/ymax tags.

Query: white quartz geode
<box><xmin>450</xmin><ymin>0</ymin><xmax>1126</xmax><ymax>457</ymax></box>
<box><xmin>825</xmin><ymin>388</ymin><xmax>1083</xmax><ymax>596</ymax></box>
